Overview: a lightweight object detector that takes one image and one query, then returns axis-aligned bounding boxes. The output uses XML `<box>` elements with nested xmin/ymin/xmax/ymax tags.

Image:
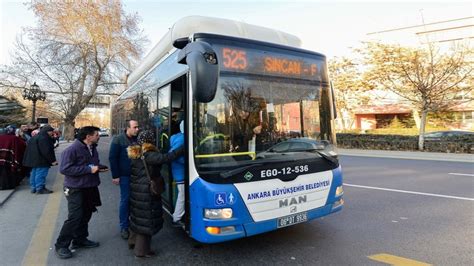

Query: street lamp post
<box><xmin>22</xmin><ymin>82</ymin><xmax>46</xmax><ymax>123</ymax></box>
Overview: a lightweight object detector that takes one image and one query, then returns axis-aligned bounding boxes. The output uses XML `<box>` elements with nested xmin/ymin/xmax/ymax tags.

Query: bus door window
<box><xmin>169</xmin><ymin>76</ymin><xmax>185</xmax><ymax>210</ymax></box>
<box><xmin>157</xmin><ymin>85</ymin><xmax>172</xmax><ymax>208</ymax></box>
<box><xmin>159</xmin><ymin>76</ymin><xmax>186</xmax><ymax>213</ymax></box>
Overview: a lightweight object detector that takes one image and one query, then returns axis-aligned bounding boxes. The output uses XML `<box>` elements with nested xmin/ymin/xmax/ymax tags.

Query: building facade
<box><xmin>75</xmin><ymin>95</ymin><xmax>112</xmax><ymax>130</ymax></box>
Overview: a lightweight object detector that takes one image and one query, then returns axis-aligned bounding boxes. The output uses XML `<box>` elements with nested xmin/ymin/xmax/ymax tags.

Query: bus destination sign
<box><xmin>217</xmin><ymin>46</ymin><xmax>325</xmax><ymax>81</ymax></box>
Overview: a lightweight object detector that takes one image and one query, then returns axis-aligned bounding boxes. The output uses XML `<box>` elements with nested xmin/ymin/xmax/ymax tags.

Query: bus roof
<box><xmin>127</xmin><ymin>16</ymin><xmax>302</xmax><ymax>88</ymax></box>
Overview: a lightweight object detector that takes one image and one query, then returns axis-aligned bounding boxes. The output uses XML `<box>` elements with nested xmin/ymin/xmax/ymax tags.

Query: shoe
<box><xmin>121</xmin><ymin>229</ymin><xmax>130</xmax><ymax>240</ymax></box>
<box><xmin>135</xmin><ymin>251</ymin><xmax>156</xmax><ymax>258</ymax></box>
<box><xmin>71</xmin><ymin>239</ymin><xmax>100</xmax><ymax>249</ymax></box>
<box><xmin>30</xmin><ymin>190</ymin><xmax>36</xmax><ymax>194</ymax></box>
<box><xmin>171</xmin><ymin>220</ymin><xmax>184</xmax><ymax>228</ymax></box>
<box><xmin>36</xmin><ymin>188</ymin><xmax>53</xmax><ymax>194</ymax></box>
<box><xmin>55</xmin><ymin>247</ymin><xmax>73</xmax><ymax>259</ymax></box>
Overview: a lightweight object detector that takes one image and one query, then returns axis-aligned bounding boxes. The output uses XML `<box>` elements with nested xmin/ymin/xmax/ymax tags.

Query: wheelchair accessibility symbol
<box><xmin>215</xmin><ymin>192</ymin><xmax>226</xmax><ymax>205</ymax></box>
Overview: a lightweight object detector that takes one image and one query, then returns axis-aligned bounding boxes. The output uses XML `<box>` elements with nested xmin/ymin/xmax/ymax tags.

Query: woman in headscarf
<box><xmin>126</xmin><ymin>130</ymin><xmax>183</xmax><ymax>258</ymax></box>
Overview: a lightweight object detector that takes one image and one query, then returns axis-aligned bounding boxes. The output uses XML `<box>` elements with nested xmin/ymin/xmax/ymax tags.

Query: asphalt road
<box><xmin>0</xmin><ymin>137</ymin><xmax>472</xmax><ymax>265</ymax></box>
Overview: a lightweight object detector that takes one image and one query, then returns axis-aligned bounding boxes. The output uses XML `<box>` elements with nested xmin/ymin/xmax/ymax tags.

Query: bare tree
<box><xmin>0</xmin><ymin>0</ymin><xmax>146</xmax><ymax>139</ymax></box>
<box><xmin>358</xmin><ymin>41</ymin><xmax>473</xmax><ymax>150</ymax></box>
<box><xmin>328</xmin><ymin>57</ymin><xmax>370</xmax><ymax>131</ymax></box>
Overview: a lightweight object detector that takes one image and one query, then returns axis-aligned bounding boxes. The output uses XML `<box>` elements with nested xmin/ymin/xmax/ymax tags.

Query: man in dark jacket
<box><xmin>22</xmin><ymin>125</ymin><xmax>58</xmax><ymax>194</ymax></box>
<box><xmin>108</xmin><ymin>120</ymin><xmax>139</xmax><ymax>239</ymax></box>
<box><xmin>54</xmin><ymin>126</ymin><xmax>105</xmax><ymax>259</ymax></box>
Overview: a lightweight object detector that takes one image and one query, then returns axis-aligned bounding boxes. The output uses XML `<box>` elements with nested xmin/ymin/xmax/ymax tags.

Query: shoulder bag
<box><xmin>140</xmin><ymin>151</ymin><xmax>165</xmax><ymax>196</ymax></box>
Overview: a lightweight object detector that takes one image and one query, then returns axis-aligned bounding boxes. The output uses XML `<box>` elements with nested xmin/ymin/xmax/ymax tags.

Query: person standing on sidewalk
<box><xmin>54</xmin><ymin>126</ymin><xmax>106</xmax><ymax>259</ymax></box>
<box><xmin>109</xmin><ymin>120</ymin><xmax>139</xmax><ymax>239</ymax></box>
<box><xmin>22</xmin><ymin>125</ymin><xmax>58</xmax><ymax>194</ymax></box>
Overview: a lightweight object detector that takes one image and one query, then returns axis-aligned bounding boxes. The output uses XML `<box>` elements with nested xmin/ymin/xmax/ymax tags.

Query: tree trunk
<box><xmin>337</xmin><ymin>109</ymin><xmax>346</xmax><ymax>131</ymax></box>
<box><xmin>63</xmin><ymin>119</ymin><xmax>76</xmax><ymax>141</ymax></box>
<box><xmin>418</xmin><ymin>110</ymin><xmax>428</xmax><ymax>151</ymax></box>
<box><xmin>412</xmin><ymin>109</ymin><xmax>421</xmax><ymax>129</ymax></box>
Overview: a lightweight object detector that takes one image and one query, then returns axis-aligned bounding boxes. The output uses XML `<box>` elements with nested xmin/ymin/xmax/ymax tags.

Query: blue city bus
<box><xmin>112</xmin><ymin>16</ymin><xmax>343</xmax><ymax>243</ymax></box>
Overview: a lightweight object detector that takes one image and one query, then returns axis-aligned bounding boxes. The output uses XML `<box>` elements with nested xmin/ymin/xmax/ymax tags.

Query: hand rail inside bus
<box><xmin>199</xmin><ymin>133</ymin><xmax>226</xmax><ymax>146</ymax></box>
<box><xmin>195</xmin><ymin>152</ymin><xmax>256</xmax><ymax>160</ymax></box>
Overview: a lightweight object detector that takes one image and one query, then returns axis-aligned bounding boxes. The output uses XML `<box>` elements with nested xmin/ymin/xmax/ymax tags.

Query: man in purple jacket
<box><xmin>54</xmin><ymin>126</ymin><xmax>107</xmax><ymax>259</ymax></box>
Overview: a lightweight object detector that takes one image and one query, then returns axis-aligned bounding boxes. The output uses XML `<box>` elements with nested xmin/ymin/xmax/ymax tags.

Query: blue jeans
<box><xmin>30</xmin><ymin>167</ymin><xmax>49</xmax><ymax>191</ymax></box>
<box><xmin>119</xmin><ymin>176</ymin><xmax>130</xmax><ymax>230</ymax></box>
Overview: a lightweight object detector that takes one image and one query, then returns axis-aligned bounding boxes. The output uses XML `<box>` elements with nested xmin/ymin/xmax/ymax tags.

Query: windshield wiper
<box><xmin>220</xmin><ymin>163</ymin><xmax>264</xmax><ymax>179</ymax></box>
<box><xmin>294</xmin><ymin>148</ymin><xmax>338</xmax><ymax>166</ymax></box>
<box><xmin>313</xmin><ymin>149</ymin><xmax>338</xmax><ymax>165</ymax></box>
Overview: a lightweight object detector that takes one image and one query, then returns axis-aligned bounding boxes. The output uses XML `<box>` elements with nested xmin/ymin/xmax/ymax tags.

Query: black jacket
<box><xmin>127</xmin><ymin>143</ymin><xmax>182</xmax><ymax>235</ymax></box>
<box><xmin>22</xmin><ymin>129</ymin><xmax>56</xmax><ymax>168</ymax></box>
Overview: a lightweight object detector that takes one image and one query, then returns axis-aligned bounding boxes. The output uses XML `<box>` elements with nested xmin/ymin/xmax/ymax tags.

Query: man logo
<box><xmin>279</xmin><ymin>195</ymin><xmax>307</xmax><ymax>208</ymax></box>
<box><xmin>290</xmin><ymin>206</ymin><xmax>297</xmax><ymax>213</ymax></box>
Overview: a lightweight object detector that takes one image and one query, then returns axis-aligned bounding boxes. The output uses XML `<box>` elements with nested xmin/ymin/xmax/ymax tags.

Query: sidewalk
<box><xmin>0</xmin><ymin>178</ymin><xmax>28</xmax><ymax>207</ymax></box>
<box><xmin>0</xmin><ymin>189</ymin><xmax>15</xmax><ymax>207</ymax></box>
<box><xmin>338</xmin><ymin>148</ymin><xmax>474</xmax><ymax>163</ymax></box>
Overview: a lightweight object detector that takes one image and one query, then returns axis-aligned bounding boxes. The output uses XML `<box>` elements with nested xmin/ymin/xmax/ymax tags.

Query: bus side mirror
<box><xmin>177</xmin><ymin>41</ymin><xmax>218</xmax><ymax>103</ymax></box>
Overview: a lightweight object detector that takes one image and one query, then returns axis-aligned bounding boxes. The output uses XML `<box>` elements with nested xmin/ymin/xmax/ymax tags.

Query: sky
<box><xmin>0</xmin><ymin>0</ymin><xmax>472</xmax><ymax>66</ymax></box>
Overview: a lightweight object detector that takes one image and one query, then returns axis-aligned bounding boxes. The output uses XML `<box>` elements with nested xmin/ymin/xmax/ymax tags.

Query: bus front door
<box><xmin>157</xmin><ymin>76</ymin><xmax>187</xmax><ymax>222</ymax></box>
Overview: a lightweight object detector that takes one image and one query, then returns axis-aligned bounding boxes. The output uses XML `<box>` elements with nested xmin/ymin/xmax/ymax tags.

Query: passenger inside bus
<box><xmin>226</xmin><ymin>89</ymin><xmax>267</xmax><ymax>153</ymax></box>
<box><xmin>170</xmin><ymin>120</ymin><xmax>185</xmax><ymax>227</ymax></box>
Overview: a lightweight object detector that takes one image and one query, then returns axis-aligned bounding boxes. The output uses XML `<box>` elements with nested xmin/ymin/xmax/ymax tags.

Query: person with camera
<box><xmin>54</xmin><ymin>126</ymin><xmax>108</xmax><ymax>259</ymax></box>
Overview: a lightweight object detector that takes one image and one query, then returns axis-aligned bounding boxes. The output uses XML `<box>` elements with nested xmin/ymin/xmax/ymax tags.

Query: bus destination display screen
<box><xmin>216</xmin><ymin>45</ymin><xmax>326</xmax><ymax>81</ymax></box>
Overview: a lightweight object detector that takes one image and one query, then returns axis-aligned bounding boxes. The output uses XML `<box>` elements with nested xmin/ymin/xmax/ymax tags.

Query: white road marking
<box><xmin>448</xmin><ymin>173</ymin><xmax>474</xmax><ymax>177</ymax></box>
<box><xmin>344</xmin><ymin>183</ymin><xmax>474</xmax><ymax>201</ymax></box>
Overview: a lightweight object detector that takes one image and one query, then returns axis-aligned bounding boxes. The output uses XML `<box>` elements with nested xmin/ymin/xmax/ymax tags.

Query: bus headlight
<box><xmin>335</xmin><ymin>185</ymin><xmax>344</xmax><ymax>197</ymax></box>
<box><xmin>204</xmin><ymin>208</ymin><xmax>233</xmax><ymax>219</ymax></box>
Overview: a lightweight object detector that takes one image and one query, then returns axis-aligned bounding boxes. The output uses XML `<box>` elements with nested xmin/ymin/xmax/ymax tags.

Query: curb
<box><xmin>0</xmin><ymin>189</ymin><xmax>16</xmax><ymax>207</ymax></box>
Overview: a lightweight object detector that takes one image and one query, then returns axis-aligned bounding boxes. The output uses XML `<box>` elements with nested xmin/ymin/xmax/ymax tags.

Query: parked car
<box><xmin>264</xmin><ymin>138</ymin><xmax>327</xmax><ymax>152</ymax></box>
<box><xmin>257</xmin><ymin>138</ymin><xmax>337</xmax><ymax>160</ymax></box>
<box><xmin>99</xmin><ymin>129</ymin><xmax>109</xmax><ymax>137</ymax></box>
<box><xmin>424</xmin><ymin>130</ymin><xmax>474</xmax><ymax>140</ymax></box>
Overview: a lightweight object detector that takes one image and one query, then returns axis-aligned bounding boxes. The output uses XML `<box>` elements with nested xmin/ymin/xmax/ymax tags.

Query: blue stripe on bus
<box><xmin>189</xmin><ymin>166</ymin><xmax>343</xmax><ymax>243</ymax></box>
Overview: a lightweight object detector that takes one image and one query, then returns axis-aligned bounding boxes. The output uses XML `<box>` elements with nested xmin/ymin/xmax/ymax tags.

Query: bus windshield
<box><xmin>194</xmin><ymin>74</ymin><xmax>330</xmax><ymax>169</ymax></box>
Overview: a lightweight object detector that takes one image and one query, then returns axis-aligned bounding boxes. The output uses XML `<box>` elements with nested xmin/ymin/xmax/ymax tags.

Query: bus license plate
<box><xmin>277</xmin><ymin>212</ymin><xmax>308</xmax><ymax>228</ymax></box>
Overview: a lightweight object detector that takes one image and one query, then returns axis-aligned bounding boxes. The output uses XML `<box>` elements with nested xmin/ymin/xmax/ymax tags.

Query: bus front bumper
<box><xmin>193</xmin><ymin>200</ymin><xmax>343</xmax><ymax>243</ymax></box>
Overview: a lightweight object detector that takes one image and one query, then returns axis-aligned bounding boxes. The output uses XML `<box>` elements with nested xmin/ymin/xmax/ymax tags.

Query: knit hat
<box><xmin>137</xmin><ymin>130</ymin><xmax>156</xmax><ymax>145</ymax></box>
